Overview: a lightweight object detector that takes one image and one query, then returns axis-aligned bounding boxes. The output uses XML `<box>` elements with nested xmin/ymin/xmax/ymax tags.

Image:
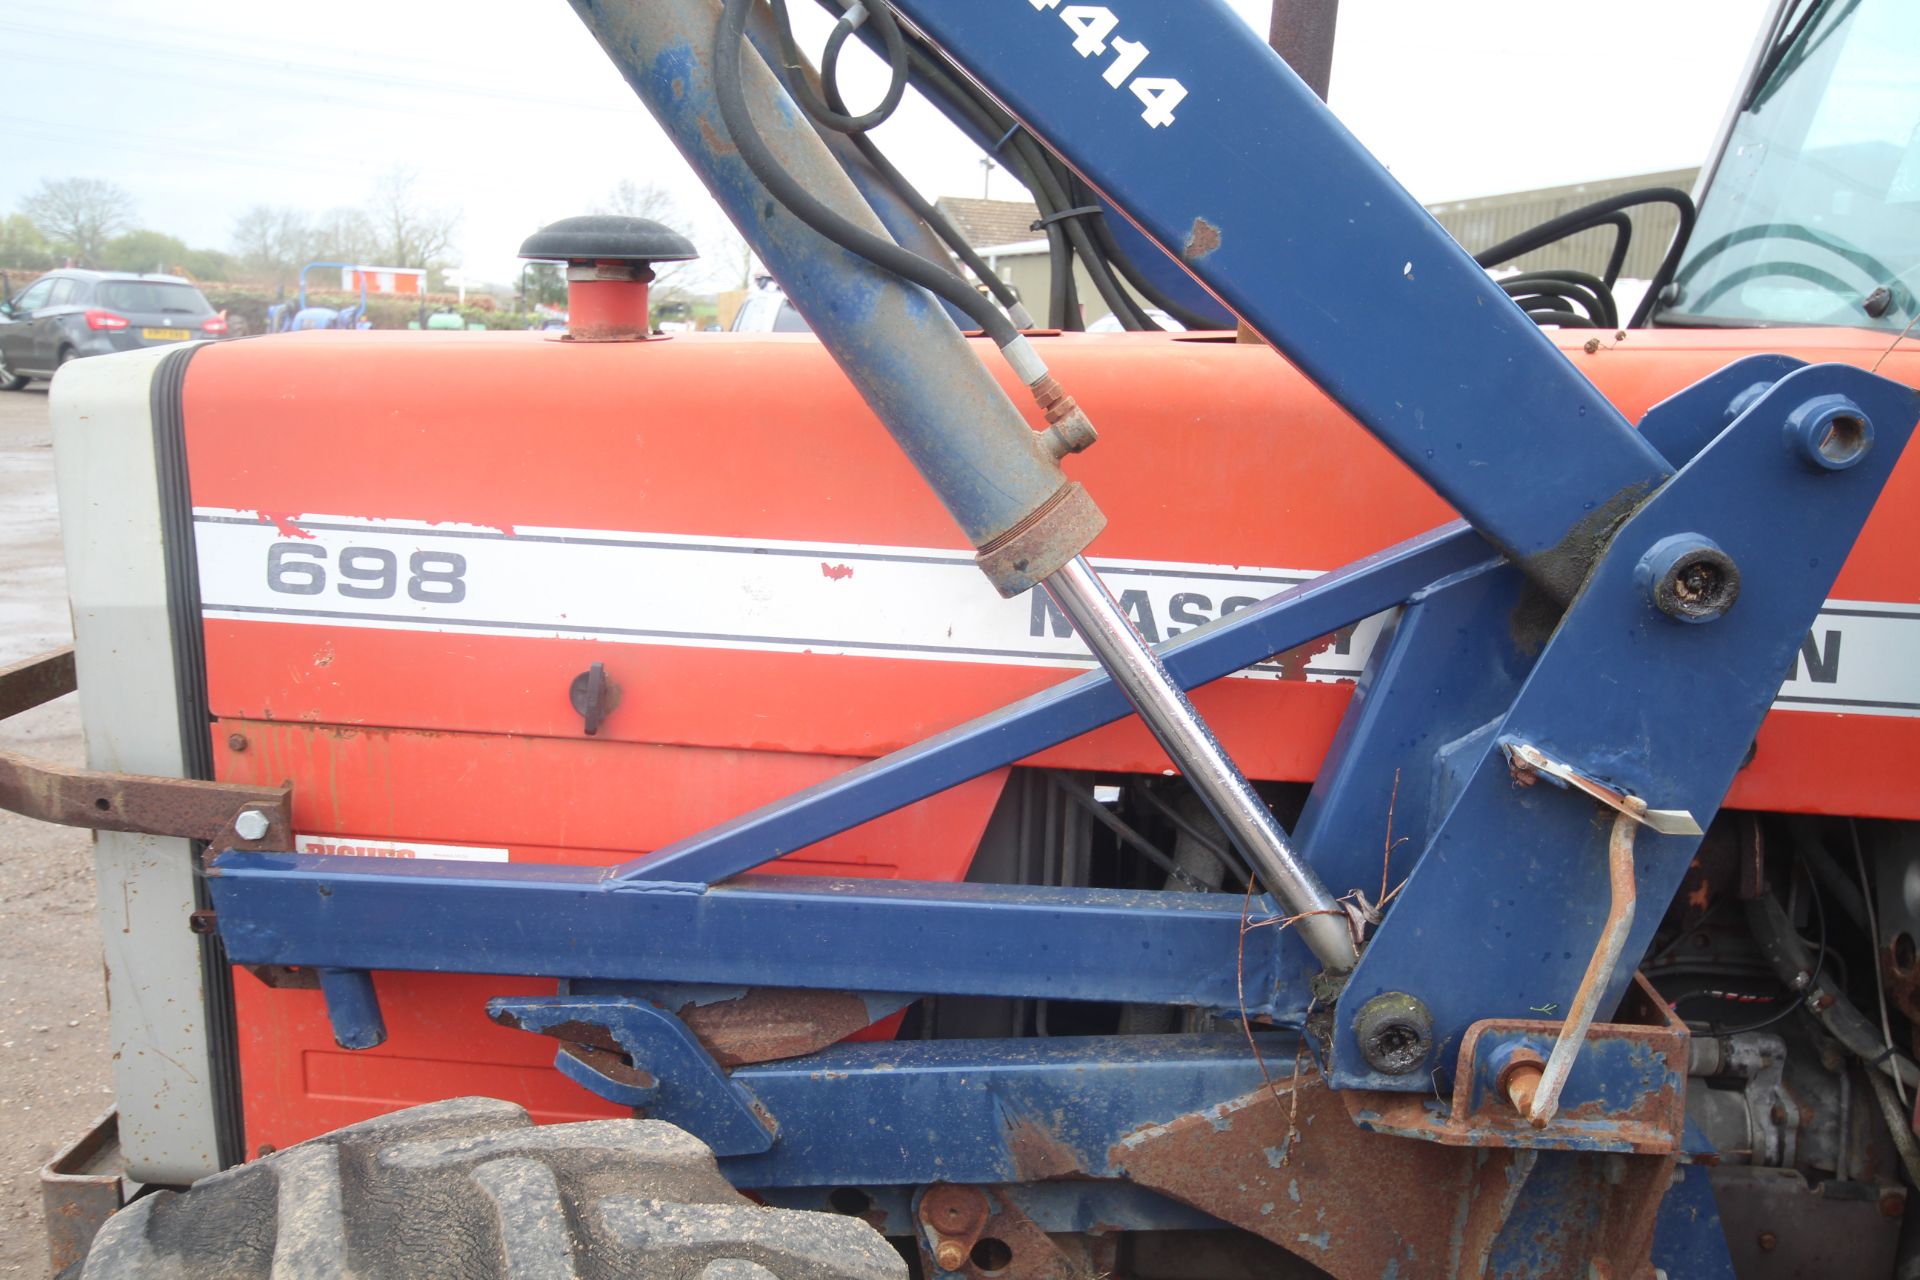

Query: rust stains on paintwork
<box><xmin>1263</xmin><ymin>623</ymin><xmax>1360</xmax><ymax>681</ymax></box>
<box><xmin>260</xmin><ymin>511</ymin><xmax>315</xmax><ymax>539</ymax></box>
<box><xmin>1346</xmin><ymin>976</ymin><xmax>1688</xmax><ymax>1157</ymax></box>
<box><xmin>675</xmin><ymin>988</ymin><xmax>878</xmax><ymax>1067</ymax></box>
<box><xmin>1110</xmin><ymin>1076</ymin><xmax>1531</xmax><ymax>1278</ymax></box>
<box><xmin>1004</xmin><ymin>1112</ymin><xmax>1085</xmax><ymax>1182</ymax></box>
<box><xmin>698</xmin><ymin>114</ymin><xmax>738</xmax><ymax>157</ymax></box>
<box><xmin>559</xmin><ymin>1042</ymin><xmax>656</xmax><ymax>1090</ymax></box>
<box><xmin>490</xmin><ymin>989</ymin><xmax>884</xmax><ymax>1070</ymax></box>
<box><xmin>917</xmin><ymin>1184</ymin><xmax>1088</xmax><ymax>1280</ymax></box>
<box><xmin>1183</xmin><ymin>217</ymin><xmax>1222</xmax><ymax>262</ymax></box>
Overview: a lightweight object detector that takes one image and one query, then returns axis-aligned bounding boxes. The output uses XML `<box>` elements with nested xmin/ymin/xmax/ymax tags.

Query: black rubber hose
<box><xmin>1746</xmin><ymin>890</ymin><xmax>1920</xmax><ymax>1089</ymax></box>
<box><xmin>888</xmin><ymin>27</ymin><xmax>1151</xmax><ymax>330</ymax></box>
<box><xmin>1789</xmin><ymin>817</ymin><xmax>1871</xmax><ymax>931</ymax></box>
<box><xmin>1510</xmin><ymin>306</ymin><xmax>1598</xmax><ymax>329</ymax></box>
<box><xmin>1510</xmin><ymin>295</ymin><xmax>1602</xmax><ymax>328</ymax></box>
<box><xmin>1478</xmin><ymin>211</ymin><xmax>1633</xmax><ymax>289</ymax></box>
<box><xmin>1047</xmin><ymin>224</ymin><xmax>1072</xmax><ymax>329</ymax></box>
<box><xmin>1630</xmin><ymin>193</ymin><xmax>1701</xmax><ymax>327</ymax></box>
<box><xmin>885</xmin><ymin>37</ymin><xmax>1090</xmax><ymax>329</ymax></box>
<box><xmin>715</xmin><ymin>0</ymin><xmax>1018</xmax><ymax>347</ymax></box>
<box><xmin>1006</xmin><ymin>127</ymin><xmax>1154</xmax><ymax>329</ymax></box>
<box><xmin>1511</xmin><ymin>269</ymin><xmax>1617</xmax><ymax>327</ymax></box>
<box><xmin>1465</xmin><ymin>187</ymin><xmax>1695</xmax><ymax>329</ymax></box>
<box><xmin>1502</xmin><ymin>271</ymin><xmax>1615</xmax><ymax>328</ymax></box>
<box><xmin>767</xmin><ymin>0</ymin><xmax>908</xmax><ymax>132</ymax></box>
<box><xmin>1135</xmin><ymin>783</ymin><xmax>1252</xmax><ymax>886</ymax></box>
<box><xmin>1081</xmin><ymin>195</ymin><xmax>1221</xmax><ymax>331</ymax></box>
<box><xmin>1474</xmin><ymin>189</ymin><xmax>1691</xmax><ymax>277</ymax></box>
<box><xmin>1049</xmin><ymin>776</ymin><xmax>1207</xmax><ymax>892</ymax></box>
<box><xmin>817</xmin><ymin>20</ymin><xmax>1028</xmax><ymax>320</ymax></box>
<box><xmin>1026</xmin><ymin>154</ymin><xmax>1157</xmax><ymax>330</ymax></box>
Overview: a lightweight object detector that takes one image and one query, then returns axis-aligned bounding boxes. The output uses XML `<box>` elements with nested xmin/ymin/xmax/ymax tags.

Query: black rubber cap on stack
<box><xmin>519</xmin><ymin>215</ymin><xmax>698</xmax><ymax>264</ymax></box>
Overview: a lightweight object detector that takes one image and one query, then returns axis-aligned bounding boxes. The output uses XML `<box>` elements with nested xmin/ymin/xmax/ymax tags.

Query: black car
<box><xmin>0</xmin><ymin>269</ymin><xmax>227</xmax><ymax>389</ymax></box>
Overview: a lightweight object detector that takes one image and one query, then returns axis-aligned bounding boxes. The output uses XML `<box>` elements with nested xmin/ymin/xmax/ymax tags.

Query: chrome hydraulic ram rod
<box><xmin>1046</xmin><ymin>558</ymin><xmax>1355</xmax><ymax>971</ymax></box>
<box><xmin>576</xmin><ymin>0</ymin><xmax>1354</xmax><ymax>969</ymax></box>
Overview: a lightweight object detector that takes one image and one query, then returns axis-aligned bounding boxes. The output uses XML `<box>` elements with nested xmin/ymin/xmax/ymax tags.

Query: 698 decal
<box><xmin>266</xmin><ymin>542</ymin><xmax>468</xmax><ymax>604</ymax></box>
<box><xmin>1028</xmin><ymin>1</ymin><xmax>1188</xmax><ymax>128</ymax></box>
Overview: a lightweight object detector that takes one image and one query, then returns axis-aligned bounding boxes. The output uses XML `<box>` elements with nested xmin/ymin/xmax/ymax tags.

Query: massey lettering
<box><xmin>1796</xmin><ymin>629</ymin><xmax>1841</xmax><ymax>684</ymax></box>
<box><xmin>1032</xmin><ymin>589</ymin><xmax>1317</xmax><ymax>644</ymax></box>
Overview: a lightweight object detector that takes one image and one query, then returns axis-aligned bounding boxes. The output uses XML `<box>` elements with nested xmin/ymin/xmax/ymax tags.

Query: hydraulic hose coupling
<box><xmin>1030</xmin><ymin>374</ymin><xmax>1099</xmax><ymax>462</ymax></box>
<box><xmin>1002</xmin><ymin>334</ymin><xmax>1098</xmax><ymax>462</ymax></box>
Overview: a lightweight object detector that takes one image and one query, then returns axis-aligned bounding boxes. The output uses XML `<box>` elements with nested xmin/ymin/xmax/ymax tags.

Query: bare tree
<box><xmin>232</xmin><ymin>205</ymin><xmax>314</xmax><ymax>290</ymax></box>
<box><xmin>596</xmin><ymin>180</ymin><xmax>701</xmax><ymax>302</ymax></box>
<box><xmin>364</xmin><ymin>167</ymin><xmax>458</xmax><ymax>269</ymax></box>
<box><xmin>598</xmin><ymin>179</ymin><xmax>680</xmax><ymax>225</ymax></box>
<box><xmin>21</xmin><ymin>177</ymin><xmax>135</xmax><ymax>265</ymax></box>
<box><xmin>312</xmin><ymin>207</ymin><xmax>377</xmax><ymax>266</ymax></box>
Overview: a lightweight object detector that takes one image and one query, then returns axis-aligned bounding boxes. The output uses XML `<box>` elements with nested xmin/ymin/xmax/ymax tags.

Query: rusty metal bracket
<box><xmin>0</xmin><ymin>644</ymin><xmax>76</xmax><ymax>719</ymax></box>
<box><xmin>915</xmin><ymin>1184</ymin><xmax>1088</xmax><ymax>1280</ymax></box>
<box><xmin>1346</xmin><ymin>973</ymin><xmax>1689</xmax><ymax>1155</ymax></box>
<box><xmin>40</xmin><ymin>1107</ymin><xmax>125</xmax><ymax>1275</ymax></box>
<box><xmin>0</xmin><ymin>647</ymin><xmax>291</xmax><ymax>852</ymax></box>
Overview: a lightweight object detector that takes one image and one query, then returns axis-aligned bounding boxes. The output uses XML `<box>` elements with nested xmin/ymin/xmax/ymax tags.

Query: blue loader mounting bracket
<box><xmin>489</xmin><ymin>995</ymin><xmax>778</xmax><ymax>1156</ymax></box>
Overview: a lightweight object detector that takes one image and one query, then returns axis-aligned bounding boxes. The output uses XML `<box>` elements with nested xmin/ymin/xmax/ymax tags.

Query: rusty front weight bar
<box><xmin>0</xmin><ymin>647</ymin><xmax>292</xmax><ymax>852</ymax></box>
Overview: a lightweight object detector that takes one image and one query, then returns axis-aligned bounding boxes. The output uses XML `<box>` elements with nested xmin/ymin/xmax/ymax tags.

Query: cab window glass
<box><xmin>1662</xmin><ymin>0</ymin><xmax>1920</xmax><ymax>329</ymax></box>
<box><xmin>46</xmin><ymin>279</ymin><xmax>78</xmax><ymax>306</ymax></box>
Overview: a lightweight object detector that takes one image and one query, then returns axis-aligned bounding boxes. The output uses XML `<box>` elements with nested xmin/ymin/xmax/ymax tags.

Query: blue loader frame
<box><xmin>204</xmin><ymin>2</ymin><xmax>1920</xmax><ymax>1275</ymax></box>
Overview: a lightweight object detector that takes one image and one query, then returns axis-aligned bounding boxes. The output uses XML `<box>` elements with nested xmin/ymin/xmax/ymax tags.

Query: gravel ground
<box><xmin>0</xmin><ymin>385</ymin><xmax>110</xmax><ymax>1280</ymax></box>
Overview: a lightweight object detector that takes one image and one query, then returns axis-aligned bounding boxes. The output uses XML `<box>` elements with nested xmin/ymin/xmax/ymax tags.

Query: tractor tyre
<box><xmin>80</xmin><ymin>1096</ymin><xmax>904</xmax><ymax>1280</ymax></box>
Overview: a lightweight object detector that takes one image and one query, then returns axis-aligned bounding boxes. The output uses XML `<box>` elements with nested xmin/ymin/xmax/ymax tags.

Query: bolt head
<box><xmin>1635</xmin><ymin>534</ymin><xmax>1739</xmax><ymax>624</ymax></box>
<box><xmin>1354</xmin><ymin>992</ymin><xmax>1435</xmax><ymax>1075</ymax></box>
<box><xmin>226</xmin><ymin>732</ymin><xmax>249</xmax><ymax>752</ymax></box>
<box><xmin>933</xmin><ymin>1241</ymin><xmax>968</xmax><ymax>1273</ymax></box>
<box><xmin>234</xmin><ymin>808</ymin><xmax>271</xmax><ymax>842</ymax></box>
<box><xmin>1784</xmin><ymin>394</ymin><xmax>1873</xmax><ymax>471</ymax></box>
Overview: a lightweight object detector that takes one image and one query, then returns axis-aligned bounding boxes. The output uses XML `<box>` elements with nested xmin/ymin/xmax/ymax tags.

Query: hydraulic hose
<box><xmin>816</xmin><ymin>19</ymin><xmax>1032</xmax><ymax>326</ymax></box>
<box><xmin>1745</xmin><ymin>891</ymin><xmax>1920</xmax><ymax>1090</ymax></box>
<box><xmin>767</xmin><ymin>0</ymin><xmax>908</xmax><ymax>131</ymax></box>
<box><xmin>716</xmin><ymin>0</ymin><xmax>1021</xmax><ymax>350</ymax></box>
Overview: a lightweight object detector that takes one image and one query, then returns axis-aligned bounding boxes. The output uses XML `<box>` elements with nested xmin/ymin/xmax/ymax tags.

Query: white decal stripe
<box><xmin>192</xmin><ymin>509</ymin><xmax>1920</xmax><ymax>716</ymax></box>
<box><xmin>193</xmin><ymin>509</ymin><xmax>1370</xmax><ymax>682</ymax></box>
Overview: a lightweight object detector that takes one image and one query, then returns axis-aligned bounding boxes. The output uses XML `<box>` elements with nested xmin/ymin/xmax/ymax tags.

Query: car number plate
<box><xmin>141</xmin><ymin>328</ymin><xmax>192</xmax><ymax>341</ymax></box>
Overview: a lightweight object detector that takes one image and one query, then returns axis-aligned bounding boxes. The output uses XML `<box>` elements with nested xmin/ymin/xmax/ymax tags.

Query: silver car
<box><xmin>0</xmin><ymin>269</ymin><xmax>226</xmax><ymax>389</ymax></box>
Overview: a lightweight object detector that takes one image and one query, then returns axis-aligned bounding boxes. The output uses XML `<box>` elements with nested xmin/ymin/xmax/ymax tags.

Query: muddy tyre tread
<box><xmin>81</xmin><ymin>1097</ymin><xmax>902</xmax><ymax>1280</ymax></box>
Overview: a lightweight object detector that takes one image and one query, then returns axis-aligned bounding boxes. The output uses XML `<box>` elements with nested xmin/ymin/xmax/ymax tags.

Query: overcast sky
<box><xmin>1</xmin><ymin>0</ymin><xmax>1771</xmax><ymax>285</ymax></box>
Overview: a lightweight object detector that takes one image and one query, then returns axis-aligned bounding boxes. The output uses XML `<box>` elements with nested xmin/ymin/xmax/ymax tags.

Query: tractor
<box><xmin>6</xmin><ymin>0</ymin><xmax>1920</xmax><ymax>1275</ymax></box>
